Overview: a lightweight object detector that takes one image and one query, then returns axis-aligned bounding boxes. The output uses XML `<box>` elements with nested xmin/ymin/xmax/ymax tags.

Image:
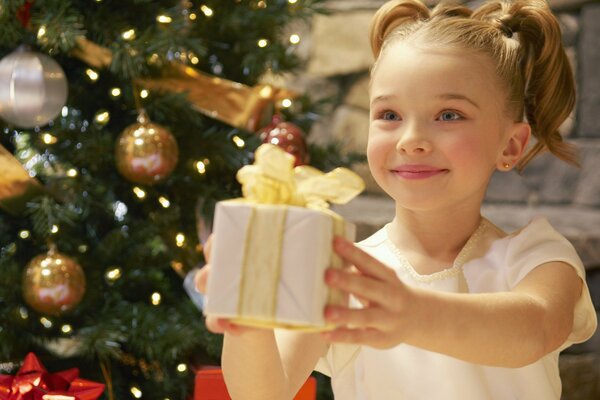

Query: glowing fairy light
<box><xmin>158</xmin><ymin>196</ymin><xmax>171</xmax><ymax>208</ymax></box>
<box><xmin>289</xmin><ymin>34</ymin><xmax>300</xmax><ymax>44</ymax></box>
<box><xmin>122</xmin><ymin>29</ymin><xmax>136</xmax><ymax>40</ymax></box>
<box><xmin>40</xmin><ymin>317</ymin><xmax>53</xmax><ymax>328</ymax></box>
<box><xmin>157</xmin><ymin>15</ymin><xmax>172</xmax><ymax>23</ymax></box>
<box><xmin>189</xmin><ymin>12</ymin><xmax>197</xmax><ymax>20</ymax></box>
<box><xmin>195</xmin><ymin>161</ymin><xmax>206</xmax><ymax>174</ymax></box>
<box><xmin>281</xmin><ymin>98</ymin><xmax>293</xmax><ymax>108</ymax></box>
<box><xmin>130</xmin><ymin>387</ymin><xmax>142</xmax><ymax>399</ymax></box>
<box><xmin>111</xmin><ymin>87</ymin><xmax>121</xmax><ymax>97</ymax></box>
<box><xmin>19</xmin><ymin>230</ymin><xmax>30</xmax><ymax>239</ymax></box>
<box><xmin>67</xmin><ymin>168</ymin><xmax>78</xmax><ymax>177</ymax></box>
<box><xmin>257</xmin><ymin>39</ymin><xmax>269</xmax><ymax>48</ymax></box>
<box><xmin>61</xmin><ymin>324</ymin><xmax>72</xmax><ymax>334</ymax></box>
<box><xmin>105</xmin><ymin>267</ymin><xmax>122</xmax><ymax>283</ymax></box>
<box><xmin>200</xmin><ymin>5</ymin><xmax>213</xmax><ymax>16</ymax></box>
<box><xmin>95</xmin><ymin>110</ymin><xmax>110</xmax><ymax>124</ymax></box>
<box><xmin>86</xmin><ymin>69</ymin><xmax>99</xmax><ymax>81</ymax></box>
<box><xmin>177</xmin><ymin>363</ymin><xmax>187</xmax><ymax>372</ymax></box>
<box><xmin>37</xmin><ymin>25</ymin><xmax>46</xmax><ymax>39</ymax></box>
<box><xmin>140</xmin><ymin>89</ymin><xmax>149</xmax><ymax>98</ymax></box>
<box><xmin>133</xmin><ymin>187</ymin><xmax>146</xmax><ymax>199</ymax></box>
<box><xmin>51</xmin><ymin>225</ymin><xmax>59</xmax><ymax>234</ymax></box>
<box><xmin>151</xmin><ymin>292</ymin><xmax>162</xmax><ymax>305</ymax></box>
<box><xmin>175</xmin><ymin>233</ymin><xmax>185</xmax><ymax>247</ymax></box>
<box><xmin>42</xmin><ymin>133</ymin><xmax>57</xmax><ymax>144</ymax></box>
<box><xmin>232</xmin><ymin>135</ymin><xmax>245</xmax><ymax>148</ymax></box>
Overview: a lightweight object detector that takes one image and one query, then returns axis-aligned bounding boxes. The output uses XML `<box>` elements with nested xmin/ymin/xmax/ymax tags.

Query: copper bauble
<box><xmin>22</xmin><ymin>247</ymin><xmax>86</xmax><ymax>316</ymax></box>
<box><xmin>115</xmin><ymin>110</ymin><xmax>179</xmax><ymax>185</ymax></box>
<box><xmin>259</xmin><ymin>115</ymin><xmax>309</xmax><ymax>166</ymax></box>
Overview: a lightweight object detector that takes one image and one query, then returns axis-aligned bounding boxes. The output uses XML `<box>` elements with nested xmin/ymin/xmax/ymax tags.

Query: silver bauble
<box><xmin>0</xmin><ymin>46</ymin><xmax>68</xmax><ymax>128</ymax></box>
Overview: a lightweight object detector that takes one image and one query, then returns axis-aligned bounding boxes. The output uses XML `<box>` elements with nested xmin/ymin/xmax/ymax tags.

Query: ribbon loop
<box><xmin>236</xmin><ymin>144</ymin><xmax>364</xmax><ymax>208</ymax></box>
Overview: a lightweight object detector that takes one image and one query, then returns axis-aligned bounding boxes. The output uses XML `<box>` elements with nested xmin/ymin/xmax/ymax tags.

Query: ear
<box><xmin>497</xmin><ymin>122</ymin><xmax>531</xmax><ymax>171</ymax></box>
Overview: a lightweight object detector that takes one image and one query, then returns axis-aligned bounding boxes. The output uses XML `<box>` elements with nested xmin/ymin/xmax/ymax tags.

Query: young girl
<box><xmin>197</xmin><ymin>0</ymin><xmax>597</xmax><ymax>398</ymax></box>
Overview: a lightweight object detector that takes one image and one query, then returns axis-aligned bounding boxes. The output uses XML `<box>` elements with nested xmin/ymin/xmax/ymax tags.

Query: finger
<box><xmin>324</xmin><ymin>305</ymin><xmax>386</xmax><ymax>328</ymax></box>
<box><xmin>333</xmin><ymin>236</ymin><xmax>396</xmax><ymax>281</ymax></box>
<box><xmin>195</xmin><ymin>265</ymin><xmax>210</xmax><ymax>294</ymax></box>
<box><xmin>325</xmin><ymin>267</ymin><xmax>391</xmax><ymax>306</ymax></box>
<box><xmin>205</xmin><ymin>317</ymin><xmax>250</xmax><ymax>335</ymax></box>
<box><xmin>204</xmin><ymin>235</ymin><xmax>213</xmax><ymax>262</ymax></box>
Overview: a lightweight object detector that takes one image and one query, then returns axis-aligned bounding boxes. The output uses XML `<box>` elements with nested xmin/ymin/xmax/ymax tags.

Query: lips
<box><xmin>390</xmin><ymin>164</ymin><xmax>448</xmax><ymax>180</ymax></box>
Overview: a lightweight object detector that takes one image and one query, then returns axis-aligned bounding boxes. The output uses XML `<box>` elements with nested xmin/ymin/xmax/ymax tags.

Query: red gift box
<box><xmin>194</xmin><ymin>368</ymin><xmax>316</xmax><ymax>400</ymax></box>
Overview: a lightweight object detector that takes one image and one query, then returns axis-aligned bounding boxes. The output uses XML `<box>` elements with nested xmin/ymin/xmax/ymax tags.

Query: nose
<box><xmin>396</xmin><ymin>123</ymin><xmax>432</xmax><ymax>155</ymax></box>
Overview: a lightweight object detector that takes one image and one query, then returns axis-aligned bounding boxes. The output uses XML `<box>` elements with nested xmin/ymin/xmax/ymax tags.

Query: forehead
<box><xmin>371</xmin><ymin>42</ymin><xmax>503</xmax><ymax>104</ymax></box>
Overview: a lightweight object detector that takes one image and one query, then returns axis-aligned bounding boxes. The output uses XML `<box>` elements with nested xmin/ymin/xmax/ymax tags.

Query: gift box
<box><xmin>194</xmin><ymin>368</ymin><xmax>316</xmax><ymax>400</ymax></box>
<box><xmin>204</xmin><ymin>144</ymin><xmax>364</xmax><ymax>331</ymax></box>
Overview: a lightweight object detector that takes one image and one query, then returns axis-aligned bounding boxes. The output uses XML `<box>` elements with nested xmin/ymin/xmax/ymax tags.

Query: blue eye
<box><xmin>439</xmin><ymin>111</ymin><xmax>461</xmax><ymax>121</ymax></box>
<box><xmin>380</xmin><ymin>110</ymin><xmax>400</xmax><ymax>121</ymax></box>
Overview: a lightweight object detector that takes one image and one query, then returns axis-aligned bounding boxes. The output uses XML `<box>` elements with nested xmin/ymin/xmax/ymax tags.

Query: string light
<box><xmin>19</xmin><ymin>307</ymin><xmax>28</xmax><ymax>320</ymax></box>
<box><xmin>156</xmin><ymin>15</ymin><xmax>172</xmax><ymax>23</ymax></box>
<box><xmin>158</xmin><ymin>196</ymin><xmax>171</xmax><ymax>208</ymax></box>
<box><xmin>257</xmin><ymin>39</ymin><xmax>269</xmax><ymax>48</ymax></box>
<box><xmin>86</xmin><ymin>69</ymin><xmax>99</xmax><ymax>81</ymax></box>
<box><xmin>288</xmin><ymin>0</ymin><xmax>298</xmax><ymax>3</ymax></box>
<box><xmin>151</xmin><ymin>292</ymin><xmax>162</xmax><ymax>305</ymax></box>
<box><xmin>257</xmin><ymin>1</ymin><xmax>267</xmax><ymax>8</ymax></box>
<box><xmin>177</xmin><ymin>363</ymin><xmax>187</xmax><ymax>372</ymax></box>
<box><xmin>67</xmin><ymin>168</ymin><xmax>78</xmax><ymax>177</ymax></box>
<box><xmin>37</xmin><ymin>26</ymin><xmax>46</xmax><ymax>39</ymax></box>
<box><xmin>122</xmin><ymin>29</ymin><xmax>136</xmax><ymax>40</ymax></box>
<box><xmin>94</xmin><ymin>110</ymin><xmax>110</xmax><ymax>125</ymax></box>
<box><xmin>133</xmin><ymin>187</ymin><xmax>146</xmax><ymax>199</ymax></box>
<box><xmin>190</xmin><ymin>56</ymin><xmax>199</xmax><ymax>64</ymax></box>
<box><xmin>51</xmin><ymin>225</ymin><xmax>59</xmax><ymax>234</ymax></box>
<box><xmin>110</xmin><ymin>87</ymin><xmax>122</xmax><ymax>97</ymax></box>
<box><xmin>175</xmin><ymin>233</ymin><xmax>185</xmax><ymax>247</ymax></box>
<box><xmin>19</xmin><ymin>230</ymin><xmax>30</xmax><ymax>239</ymax></box>
<box><xmin>140</xmin><ymin>89</ymin><xmax>149</xmax><ymax>99</ymax></box>
<box><xmin>40</xmin><ymin>317</ymin><xmax>53</xmax><ymax>328</ymax></box>
<box><xmin>105</xmin><ymin>266</ymin><xmax>122</xmax><ymax>284</ymax></box>
<box><xmin>289</xmin><ymin>34</ymin><xmax>300</xmax><ymax>44</ymax></box>
<box><xmin>232</xmin><ymin>135</ymin><xmax>245</xmax><ymax>148</ymax></box>
<box><xmin>281</xmin><ymin>98</ymin><xmax>293</xmax><ymax>108</ymax></box>
<box><xmin>200</xmin><ymin>5</ymin><xmax>213</xmax><ymax>16</ymax></box>
<box><xmin>78</xmin><ymin>244</ymin><xmax>88</xmax><ymax>253</ymax></box>
<box><xmin>42</xmin><ymin>133</ymin><xmax>57</xmax><ymax>144</ymax></box>
<box><xmin>195</xmin><ymin>161</ymin><xmax>206</xmax><ymax>174</ymax></box>
<box><xmin>61</xmin><ymin>324</ymin><xmax>73</xmax><ymax>334</ymax></box>
<box><xmin>189</xmin><ymin>12</ymin><xmax>197</xmax><ymax>20</ymax></box>
<box><xmin>130</xmin><ymin>387</ymin><xmax>142</xmax><ymax>399</ymax></box>
<box><xmin>62</xmin><ymin>106</ymin><xmax>69</xmax><ymax>117</ymax></box>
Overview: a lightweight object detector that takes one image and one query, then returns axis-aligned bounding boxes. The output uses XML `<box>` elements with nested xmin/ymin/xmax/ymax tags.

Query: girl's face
<box><xmin>367</xmin><ymin>42</ymin><xmax>525</xmax><ymax>213</ymax></box>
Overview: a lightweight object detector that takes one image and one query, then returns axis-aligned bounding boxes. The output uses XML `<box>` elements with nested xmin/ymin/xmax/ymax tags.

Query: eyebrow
<box><xmin>371</xmin><ymin>93</ymin><xmax>480</xmax><ymax>110</ymax></box>
<box><xmin>437</xmin><ymin>93</ymin><xmax>480</xmax><ymax>110</ymax></box>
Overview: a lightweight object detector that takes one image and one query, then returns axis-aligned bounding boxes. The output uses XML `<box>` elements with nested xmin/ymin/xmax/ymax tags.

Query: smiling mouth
<box><xmin>390</xmin><ymin>167</ymin><xmax>449</xmax><ymax>180</ymax></box>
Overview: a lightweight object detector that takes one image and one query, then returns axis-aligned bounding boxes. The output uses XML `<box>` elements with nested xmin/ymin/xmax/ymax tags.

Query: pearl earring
<box><xmin>503</xmin><ymin>162</ymin><xmax>511</xmax><ymax>169</ymax></box>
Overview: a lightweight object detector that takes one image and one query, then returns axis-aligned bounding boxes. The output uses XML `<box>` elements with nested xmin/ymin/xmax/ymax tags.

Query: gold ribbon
<box><xmin>72</xmin><ymin>37</ymin><xmax>295</xmax><ymax>132</ymax></box>
<box><xmin>231</xmin><ymin>144</ymin><xmax>364</xmax><ymax>329</ymax></box>
<box><xmin>0</xmin><ymin>144</ymin><xmax>44</xmax><ymax>215</ymax></box>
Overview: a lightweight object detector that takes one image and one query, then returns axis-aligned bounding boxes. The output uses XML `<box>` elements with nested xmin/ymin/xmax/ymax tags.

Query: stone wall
<box><xmin>285</xmin><ymin>1</ymin><xmax>600</xmax><ymax>398</ymax></box>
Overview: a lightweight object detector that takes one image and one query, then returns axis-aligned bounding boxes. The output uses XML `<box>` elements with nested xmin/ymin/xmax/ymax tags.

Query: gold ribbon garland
<box><xmin>73</xmin><ymin>37</ymin><xmax>296</xmax><ymax>132</ymax></box>
<box><xmin>0</xmin><ymin>144</ymin><xmax>44</xmax><ymax>214</ymax></box>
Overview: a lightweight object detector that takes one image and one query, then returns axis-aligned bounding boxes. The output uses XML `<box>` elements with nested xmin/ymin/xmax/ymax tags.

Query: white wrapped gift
<box><xmin>204</xmin><ymin>144</ymin><xmax>364</xmax><ymax>331</ymax></box>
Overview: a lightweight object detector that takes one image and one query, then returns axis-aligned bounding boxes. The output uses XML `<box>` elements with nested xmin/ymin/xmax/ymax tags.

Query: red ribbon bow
<box><xmin>0</xmin><ymin>353</ymin><xmax>105</xmax><ymax>400</ymax></box>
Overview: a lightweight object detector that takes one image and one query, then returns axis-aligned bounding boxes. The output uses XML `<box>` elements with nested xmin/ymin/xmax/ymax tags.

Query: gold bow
<box><xmin>236</xmin><ymin>144</ymin><xmax>365</xmax><ymax>209</ymax></box>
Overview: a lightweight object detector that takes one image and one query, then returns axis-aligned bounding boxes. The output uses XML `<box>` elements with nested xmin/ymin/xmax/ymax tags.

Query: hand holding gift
<box><xmin>203</xmin><ymin>144</ymin><xmax>364</xmax><ymax>331</ymax></box>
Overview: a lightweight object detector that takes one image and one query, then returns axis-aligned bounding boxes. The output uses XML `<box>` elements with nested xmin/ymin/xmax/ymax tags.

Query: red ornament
<box><xmin>16</xmin><ymin>1</ymin><xmax>34</xmax><ymax>28</ymax></box>
<box><xmin>0</xmin><ymin>353</ymin><xmax>105</xmax><ymax>400</ymax></box>
<box><xmin>259</xmin><ymin>115</ymin><xmax>309</xmax><ymax>167</ymax></box>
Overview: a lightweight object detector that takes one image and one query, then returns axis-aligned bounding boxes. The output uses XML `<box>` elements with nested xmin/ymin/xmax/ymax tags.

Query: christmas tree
<box><xmin>0</xmin><ymin>1</ymin><xmax>359</xmax><ymax>398</ymax></box>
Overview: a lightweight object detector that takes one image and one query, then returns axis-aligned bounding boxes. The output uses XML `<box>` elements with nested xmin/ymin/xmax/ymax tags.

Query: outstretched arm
<box><xmin>322</xmin><ymin>236</ymin><xmax>582</xmax><ymax>368</ymax></box>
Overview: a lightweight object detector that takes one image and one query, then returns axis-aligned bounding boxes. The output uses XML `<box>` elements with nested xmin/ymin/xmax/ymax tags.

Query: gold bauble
<box><xmin>115</xmin><ymin>110</ymin><xmax>179</xmax><ymax>185</ymax></box>
<box><xmin>22</xmin><ymin>247</ymin><xmax>86</xmax><ymax>316</ymax></box>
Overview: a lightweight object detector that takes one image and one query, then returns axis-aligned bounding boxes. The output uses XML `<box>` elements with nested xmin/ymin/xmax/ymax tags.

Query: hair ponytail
<box><xmin>475</xmin><ymin>0</ymin><xmax>578</xmax><ymax>169</ymax></box>
<box><xmin>369</xmin><ymin>0</ymin><xmax>429</xmax><ymax>58</ymax></box>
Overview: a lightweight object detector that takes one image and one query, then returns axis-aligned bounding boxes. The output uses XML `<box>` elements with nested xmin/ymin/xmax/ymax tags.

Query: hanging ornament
<box><xmin>115</xmin><ymin>110</ymin><xmax>179</xmax><ymax>185</ymax></box>
<box><xmin>259</xmin><ymin>114</ymin><xmax>309</xmax><ymax>166</ymax></box>
<box><xmin>22</xmin><ymin>245</ymin><xmax>86</xmax><ymax>316</ymax></box>
<box><xmin>0</xmin><ymin>46</ymin><xmax>68</xmax><ymax>128</ymax></box>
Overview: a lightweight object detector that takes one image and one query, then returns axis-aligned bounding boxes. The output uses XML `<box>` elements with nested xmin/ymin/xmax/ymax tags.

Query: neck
<box><xmin>389</xmin><ymin>204</ymin><xmax>482</xmax><ymax>263</ymax></box>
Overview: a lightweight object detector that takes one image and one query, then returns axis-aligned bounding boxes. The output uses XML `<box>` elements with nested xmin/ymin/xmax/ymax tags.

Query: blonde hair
<box><xmin>370</xmin><ymin>0</ymin><xmax>577</xmax><ymax>170</ymax></box>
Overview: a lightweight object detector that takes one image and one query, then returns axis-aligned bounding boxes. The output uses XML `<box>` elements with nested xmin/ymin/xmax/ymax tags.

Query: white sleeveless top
<box><xmin>315</xmin><ymin>217</ymin><xmax>597</xmax><ymax>400</ymax></box>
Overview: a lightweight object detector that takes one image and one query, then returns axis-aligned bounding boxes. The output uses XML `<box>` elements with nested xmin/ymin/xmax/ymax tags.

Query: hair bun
<box><xmin>369</xmin><ymin>0</ymin><xmax>429</xmax><ymax>57</ymax></box>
